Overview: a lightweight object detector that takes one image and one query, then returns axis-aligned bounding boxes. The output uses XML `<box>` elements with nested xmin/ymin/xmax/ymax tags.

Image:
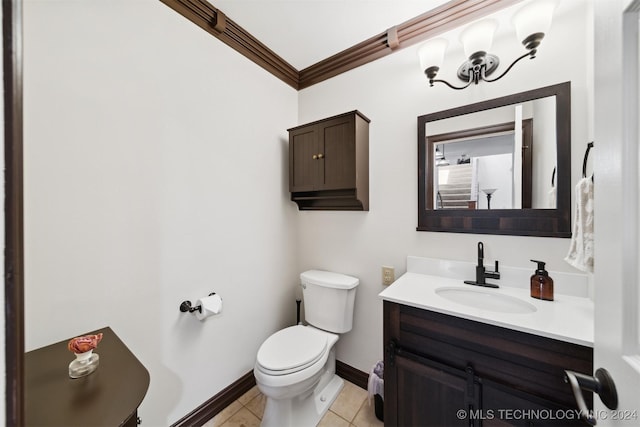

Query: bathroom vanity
<box><xmin>380</xmin><ymin>257</ymin><xmax>594</xmax><ymax>426</ymax></box>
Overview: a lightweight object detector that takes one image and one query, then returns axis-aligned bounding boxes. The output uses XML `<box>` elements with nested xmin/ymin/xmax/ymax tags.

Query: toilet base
<box><xmin>260</xmin><ymin>374</ymin><xmax>344</xmax><ymax>427</ymax></box>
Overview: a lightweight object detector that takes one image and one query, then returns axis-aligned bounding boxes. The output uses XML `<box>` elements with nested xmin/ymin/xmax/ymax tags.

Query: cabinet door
<box><xmin>393</xmin><ymin>353</ymin><xmax>480</xmax><ymax>427</ymax></box>
<box><xmin>289</xmin><ymin>125</ymin><xmax>318</xmax><ymax>192</ymax></box>
<box><xmin>482</xmin><ymin>380</ymin><xmax>587</xmax><ymax>426</ymax></box>
<box><xmin>317</xmin><ymin>115</ymin><xmax>356</xmax><ymax>190</ymax></box>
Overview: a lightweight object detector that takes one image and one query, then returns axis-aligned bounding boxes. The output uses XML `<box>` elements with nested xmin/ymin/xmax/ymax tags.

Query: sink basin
<box><xmin>435</xmin><ymin>287</ymin><xmax>537</xmax><ymax>314</ymax></box>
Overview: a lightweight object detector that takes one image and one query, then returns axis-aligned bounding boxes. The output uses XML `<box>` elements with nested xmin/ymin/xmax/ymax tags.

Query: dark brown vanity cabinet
<box><xmin>384</xmin><ymin>301</ymin><xmax>593</xmax><ymax>426</ymax></box>
<box><xmin>288</xmin><ymin>110</ymin><xmax>369</xmax><ymax>210</ymax></box>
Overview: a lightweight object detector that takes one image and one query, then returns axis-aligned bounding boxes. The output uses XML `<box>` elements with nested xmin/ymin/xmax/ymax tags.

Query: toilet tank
<box><xmin>301</xmin><ymin>270</ymin><xmax>359</xmax><ymax>333</ymax></box>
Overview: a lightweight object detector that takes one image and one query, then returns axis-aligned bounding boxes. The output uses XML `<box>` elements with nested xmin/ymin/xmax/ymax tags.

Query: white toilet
<box><xmin>254</xmin><ymin>270</ymin><xmax>359</xmax><ymax>427</ymax></box>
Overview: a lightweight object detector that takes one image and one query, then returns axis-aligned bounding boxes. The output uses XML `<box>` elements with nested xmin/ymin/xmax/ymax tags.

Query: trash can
<box><xmin>374</xmin><ymin>393</ymin><xmax>384</xmax><ymax>421</ymax></box>
<box><xmin>368</xmin><ymin>361</ymin><xmax>384</xmax><ymax>421</ymax></box>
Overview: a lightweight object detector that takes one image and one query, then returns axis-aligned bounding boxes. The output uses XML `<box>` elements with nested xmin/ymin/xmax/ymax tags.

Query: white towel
<box><xmin>565</xmin><ymin>177</ymin><xmax>594</xmax><ymax>272</ymax></box>
<box><xmin>548</xmin><ymin>186</ymin><xmax>557</xmax><ymax>208</ymax></box>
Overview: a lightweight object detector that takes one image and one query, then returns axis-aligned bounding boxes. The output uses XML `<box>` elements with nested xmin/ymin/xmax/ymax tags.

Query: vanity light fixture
<box><xmin>418</xmin><ymin>0</ymin><xmax>558</xmax><ymax>90</ymax></box>
<box><xmin>435</xmin><ymin>144</ymin><xmax>450</xmax><ymax>167</ymax></box>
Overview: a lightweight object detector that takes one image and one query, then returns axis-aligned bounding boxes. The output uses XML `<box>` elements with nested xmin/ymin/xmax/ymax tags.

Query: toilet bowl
<box><xmin>254</xmin><ymin>325</ymin><xmax>341</xmax><ymax>425</ymax></box>
<box><xmin>253</xmin><ymin>270</ymin><xmax>359</xmax><ymax>427</ymax></box>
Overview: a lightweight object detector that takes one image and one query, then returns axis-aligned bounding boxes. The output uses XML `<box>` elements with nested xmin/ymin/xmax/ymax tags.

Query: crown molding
<box><xmin>160</xmin><ymin>0</ymin><xmax>522</xmax><ymax>90</ymax></box>
<box><xmin>160</xmin><ymin>0</ymin><xmax>299</xmax><ymax>89</ymax></box>
<box><xmin>298</xmin><ymin>0</ymin><xmax>521</xmax><ymax>89</ymax></box>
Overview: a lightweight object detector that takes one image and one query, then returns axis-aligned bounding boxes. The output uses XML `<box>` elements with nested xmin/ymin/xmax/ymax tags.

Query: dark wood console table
<box><xmin>26</xmin><ymin>327</ymin><xmax>150</xmax><ymax>426</ymax></box>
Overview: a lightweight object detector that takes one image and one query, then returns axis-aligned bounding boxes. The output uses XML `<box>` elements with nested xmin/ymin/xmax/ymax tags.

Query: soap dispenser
<box><xmin>530</xmin><ymin>260</ymin><xmax>554</xmax><ymax>301</ymax></box>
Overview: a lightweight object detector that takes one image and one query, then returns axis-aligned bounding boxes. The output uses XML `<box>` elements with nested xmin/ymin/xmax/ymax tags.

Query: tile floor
<box><xmin>203</xmin><ymin>379</ymin><xmax>384</xmax><ymax>427</ymax></box>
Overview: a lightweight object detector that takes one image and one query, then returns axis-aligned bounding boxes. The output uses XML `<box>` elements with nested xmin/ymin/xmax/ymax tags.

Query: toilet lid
<box><xmin>257</xmin><ymin>326</ymin><xmax>327</xmax><ymax>374</ymax></box>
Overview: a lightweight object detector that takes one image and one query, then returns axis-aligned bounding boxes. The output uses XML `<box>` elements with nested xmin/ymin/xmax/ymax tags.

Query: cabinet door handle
<box><xmin>386</xmin><ymin>339</ymin><xmax>398</xmax><ymax>367</ymax></box>
<box><xmin>317</xmin><ymin>153</ymin><xmax>324</xmax><ymax>159</ymax></box>
<box><xmin>564</xmin><ymin>368</ymin><xmax>618</xmax><ymax>426</ymax></box>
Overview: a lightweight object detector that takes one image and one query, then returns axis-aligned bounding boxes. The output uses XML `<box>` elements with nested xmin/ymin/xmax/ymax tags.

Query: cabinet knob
<box><xmin>317</xmin><ymin>153</ymin><xmax>324</xmax><ymax>159</ymax></box>
<box><xmin>312</xmin><ymin>154</ymin><xmax>318</xmax><ymax>160</ymax></box>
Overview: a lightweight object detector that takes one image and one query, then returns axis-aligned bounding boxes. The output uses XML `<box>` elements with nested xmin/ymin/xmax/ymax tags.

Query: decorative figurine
<box><xmin>68</xmin><ymin>333</ymin><xmax>103</xmax><ymax>378</ymax></box>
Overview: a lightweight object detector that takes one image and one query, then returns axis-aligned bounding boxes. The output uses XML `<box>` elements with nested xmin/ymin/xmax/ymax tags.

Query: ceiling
<box><xmin>209</xmin><ymin>0</ymin><xmax>451</xmax><ymax>70</ymax></box>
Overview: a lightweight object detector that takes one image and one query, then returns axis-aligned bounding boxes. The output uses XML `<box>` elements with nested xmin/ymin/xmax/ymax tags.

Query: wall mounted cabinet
<box><xmin>384</xmin><ymin>302</ymin><xmax>593</xmax><ymax>426</ymax></box>
<box><xmin>289</xmin><ymin>111</ymin><xmax>369</xmax><ymax>210</ymax></box>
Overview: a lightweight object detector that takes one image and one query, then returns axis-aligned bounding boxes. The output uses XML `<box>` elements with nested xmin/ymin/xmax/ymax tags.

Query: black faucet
<box><xmin>464</xmin><ymin>242</ymin><xmax>500</xmax><ymax>288</ymax></box>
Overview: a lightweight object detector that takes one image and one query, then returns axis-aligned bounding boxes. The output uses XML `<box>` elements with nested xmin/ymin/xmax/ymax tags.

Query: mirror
<box><xmin>429</xmin><ymin>116</ymin><xmax>538</xmax><ymax>210</ymax></box>
<box><xmin>418</xmin><ymin>82</ymin><xmax>571</xmax><ymax>237</ymax></box>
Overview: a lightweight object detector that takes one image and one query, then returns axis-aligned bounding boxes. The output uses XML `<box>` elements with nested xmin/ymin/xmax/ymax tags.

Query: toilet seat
<box><xmin>256</xmin><ymin>326</ymin><xmax>328</xmax><ymax>376</ymax></box>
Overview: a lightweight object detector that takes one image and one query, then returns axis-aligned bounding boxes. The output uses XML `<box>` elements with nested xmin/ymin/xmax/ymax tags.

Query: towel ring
<box><xmin>582</xmin><ymin>142</ymin><xmax>594</xmax><ymax>181</ymax></box>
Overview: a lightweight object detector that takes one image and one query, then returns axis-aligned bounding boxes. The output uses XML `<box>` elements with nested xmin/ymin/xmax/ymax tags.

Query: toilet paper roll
<box><xmin>195</xmin><ymin>294</ymin><xmax>223</xmax><ymax>320</ymax></box>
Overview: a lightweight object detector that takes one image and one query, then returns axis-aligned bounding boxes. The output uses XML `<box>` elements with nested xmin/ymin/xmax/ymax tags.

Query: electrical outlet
<box><xmin>382</xmin><ymin>266</ymin><xmax>395</xmax><ymax>286</ymax></box>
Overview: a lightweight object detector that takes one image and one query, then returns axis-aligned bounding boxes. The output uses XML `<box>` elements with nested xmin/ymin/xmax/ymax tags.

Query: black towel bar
<box><xmin>582</xmin><ymin>142</ymin><xmax>594</xmax><ymax>181</ymax></box>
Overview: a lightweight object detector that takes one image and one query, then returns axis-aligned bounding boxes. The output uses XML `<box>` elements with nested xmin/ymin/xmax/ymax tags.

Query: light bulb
<box><xmin>459</xmin><ymin>19</ymin><xmax>498</xmax><ymax>58</ymax></box>
<box><xmin>512</xmin><ymin>0</ymin><xmax>558</xmax><ymax>46</ymax></box>
<box><xmin>417</xmin><ymin>38</ymin><xmax>448</xmax><ymax>72</ymax></box>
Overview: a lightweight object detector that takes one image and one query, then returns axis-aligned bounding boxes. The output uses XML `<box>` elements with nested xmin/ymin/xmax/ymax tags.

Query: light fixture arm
<box><xmin>429</xmin><ymin>76</ymin><xmax>473</xmax><ymax>90</ymax></box>
<box><xmin>426</xmin><ymin>48</ymin><xmax>536</xmax><ymax>89</ymax></box>
<box><xmin>427</xmin><ymin>66</ymin><xmax>473</xmax><ymax>90</ymax></box>
<box><xmin>482</xmin><ymin>49</ymin><xmax>535</xmax><ymax>83</ymax></box>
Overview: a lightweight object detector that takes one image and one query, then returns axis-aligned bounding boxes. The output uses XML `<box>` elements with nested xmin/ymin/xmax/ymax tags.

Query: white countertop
<box><xmin>379</xmin><ymin>271</ymin><xmax>594</xmax><ymax>347</ymax></box>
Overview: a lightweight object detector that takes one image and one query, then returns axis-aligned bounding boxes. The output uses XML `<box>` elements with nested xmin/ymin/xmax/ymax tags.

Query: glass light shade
<box><xmin>459</xmin><ymin>19</ymin><xmax>498</xmax><ymax>58</ymax></box>
<box><xmin>512</xmin><ymin>0</ymin><xmax>558</xmax><ymax>44</ymax></box>
<box><xmin>418</xmin><ymin>38</ymin><xmax>448</xmax><ymax>72</ymax></box>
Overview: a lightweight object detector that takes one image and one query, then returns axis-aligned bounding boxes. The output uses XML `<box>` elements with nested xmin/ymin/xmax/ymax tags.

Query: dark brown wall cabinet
<box><xmin>289</xmin><ymin>111</ymin><xmax>369</xmax><ymax>210</ymax></box>
<box><xmin>384</xmin><ymin>301</ymin><xmax>594</xmax><ymax>426</ymax></box>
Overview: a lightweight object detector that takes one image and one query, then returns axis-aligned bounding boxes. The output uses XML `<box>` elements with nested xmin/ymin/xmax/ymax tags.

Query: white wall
<box><xmin>23</xmin><ymin>1</ymin><xmax>299</xmax><ymax>424</ymax></box>
<box><xmin>297</xmin><ymin>0</ymin><xmax>593</xmax><ymax>373</ymax></box>
<box><xmin>476</xmin><ymin>154</ymin><xmax>513</xmax><ymax>209</ymax></box>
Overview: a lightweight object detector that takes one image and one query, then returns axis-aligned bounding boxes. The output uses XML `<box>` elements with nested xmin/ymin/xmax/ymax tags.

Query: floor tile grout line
<box><xmin>244</xmin><ymin>393</ymin><xmax>264</xmax><ymax>420</ymax></box>
<box><xmin>352</xmin><ymin>398</ymin><xmax>367</xmax><ymax>425</ymax></box>
<box><xmin>329</xmin><ymin>408</ymin><xmax>353</xmax><ymax>424</ymax></box>
<box><xmin>245</xmin><ymin>405</ymin><xmax>262</xmax><ymax>420</ymax></box>
<box><xmin>351</xmin><ymin>396</ymin><xmax>370</xmax><ymax>426</ymax></box>
<box><xmin>215</xmin><ymin>400</ymin><xmax>244</xmax><ymax>426</ymax></box>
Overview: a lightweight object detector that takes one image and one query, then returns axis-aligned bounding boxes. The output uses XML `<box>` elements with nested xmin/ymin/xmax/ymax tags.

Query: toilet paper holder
<box><xmin>179</xmin><ymin>293</ymin><xmax>216</xmax><ymax>314</ymax></box>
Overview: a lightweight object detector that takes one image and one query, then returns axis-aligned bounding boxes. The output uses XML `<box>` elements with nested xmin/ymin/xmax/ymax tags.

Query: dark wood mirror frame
<box><xmin>417</xmin><ymin>81</ymin><xmax>572</xmax><ymax>237</ymax></box>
